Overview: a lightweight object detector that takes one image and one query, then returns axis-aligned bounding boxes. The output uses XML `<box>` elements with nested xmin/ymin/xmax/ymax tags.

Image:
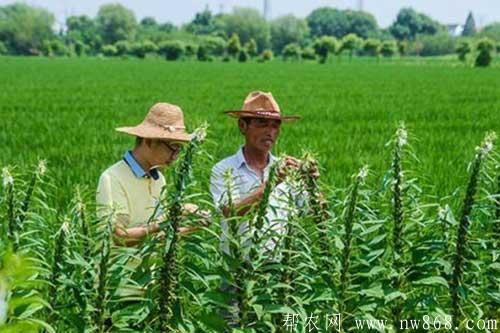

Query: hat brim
<box><xmin>116</xmin><ymin>124</ymin><xmax>193</xmax><ymax>142</ymax></box>
<box><xmin>224</xmin><ymin>110</ymin><xmax>301</xmax><ymax>122</ymax></box>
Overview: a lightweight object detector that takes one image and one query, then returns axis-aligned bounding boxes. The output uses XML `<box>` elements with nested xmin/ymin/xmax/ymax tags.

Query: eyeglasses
<box><xmin>160</xmin><ymin>141</ymin><xmax>182</xmax><ymax>154</ymax></box>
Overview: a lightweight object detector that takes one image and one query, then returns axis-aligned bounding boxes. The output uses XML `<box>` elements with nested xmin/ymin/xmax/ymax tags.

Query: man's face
<box><xmin>239</xmin><ymin>117</ymin><xmax>282</xmax><ymax>152</ymax></box>
<box><xmin>145</xmin><ymin>139</ymin><xmax>183</xmax><ymax>169</ymax></box>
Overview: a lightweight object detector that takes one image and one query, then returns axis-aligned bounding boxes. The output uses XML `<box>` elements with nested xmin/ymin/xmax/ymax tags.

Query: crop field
<box><xmin>0</xmin><ymin>57</ymin><xmax>499</xmax><ymax>332</ymax></box>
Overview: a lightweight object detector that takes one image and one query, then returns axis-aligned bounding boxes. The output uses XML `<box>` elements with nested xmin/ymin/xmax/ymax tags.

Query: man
<box><xmin>210</xmin><ymin>91</ymin><xmax>316</xmax><ymax>253</ymax></box>
<box><xmin>97</xmin><ymin>102</ymin><xmax>206</xmax><ymax>247</ymax></box>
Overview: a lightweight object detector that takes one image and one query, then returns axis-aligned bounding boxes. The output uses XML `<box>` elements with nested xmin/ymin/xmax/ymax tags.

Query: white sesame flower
<box><xmin>357</xmin><ymin>165</ymin><xmax>369</xmax><ymax>181</ymax></box>
<box><xmin>193</xmin><ymin>124</ymin><xmax>208</xmax><ymax>142</ymax></box>
<box><xmin>37</xmin><ymin>160</ymin><xmax>47</xmax><ymax>176</ymax></box>
<box><xmin>475</xmin><ymin>132</ymin><xmax>496</xmax><ymax>156</ymax></box>
<box><xmin>396</xmin><ymin>125</ymin><xmax>408</xmax><ymax>147</ymax></box>
<box><xmin>2</xmin><ymin>168</ymin><xmax>13</xmax><ymax>187</ymax></box>
<box><xmin>438</xmin><ymin>206</ymin><xmax>447</xmax><ymax>220</ymax></box>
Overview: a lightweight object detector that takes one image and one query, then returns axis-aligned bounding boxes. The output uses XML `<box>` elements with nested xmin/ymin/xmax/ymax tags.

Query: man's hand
<box><xmin>183</xmin><ymin>203</ymin><xmax>212</xmax><ymax>227</ymax></box>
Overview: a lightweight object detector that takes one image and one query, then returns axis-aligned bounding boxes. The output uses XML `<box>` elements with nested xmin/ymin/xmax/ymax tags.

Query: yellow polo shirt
<box><xmin>96</xmin><ymin>160</ymin><xmax>166</xmax><ymax>227</ymax></box>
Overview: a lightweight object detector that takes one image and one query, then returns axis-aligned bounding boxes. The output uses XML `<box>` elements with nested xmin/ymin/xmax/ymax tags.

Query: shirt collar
<box><xmin>235</xmin><ymin>146</ymin><xmax>276</xmax><ymax>169</ymax></box>
<box><xmin>123</xmin><ymin>151</ymin><xmax>160</xmax><ymax>180</ymax></box>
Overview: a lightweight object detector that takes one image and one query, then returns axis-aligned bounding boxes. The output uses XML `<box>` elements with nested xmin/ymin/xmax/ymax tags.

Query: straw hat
<box><xmin>116</xmin><ymin>103</ymin><xmax>193</xmax><ymax>142</ymax></box>
<box><xmin>224</xmin><ymin>91</ymin><xmax>300</xmax><ymax>122</ymax></box>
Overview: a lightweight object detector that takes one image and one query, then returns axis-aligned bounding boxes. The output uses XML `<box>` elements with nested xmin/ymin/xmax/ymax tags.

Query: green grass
<box><xmin>1</xmin><ymin>56</ymin><xmax>499</xmax><ymax>203</ymax></box>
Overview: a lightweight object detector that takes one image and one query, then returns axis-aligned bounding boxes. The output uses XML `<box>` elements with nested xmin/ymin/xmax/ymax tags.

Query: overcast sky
<box><xmin>1</xmin><ymin>0</ymin><xmax>499</xmax><ymax>28</ymax></box>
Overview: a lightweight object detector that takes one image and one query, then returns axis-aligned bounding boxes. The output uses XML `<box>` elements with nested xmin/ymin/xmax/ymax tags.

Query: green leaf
<box><xmin>414</xmin><ymin>276</ymin><xmax>449</xmax><ymax>288</ymax></box>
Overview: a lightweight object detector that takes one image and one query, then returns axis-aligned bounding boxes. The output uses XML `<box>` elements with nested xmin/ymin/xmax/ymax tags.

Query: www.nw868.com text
<box><xmin>282</xmin><ymin>313</ymin><xmax>498</xmax><ymax>331</ymax></box>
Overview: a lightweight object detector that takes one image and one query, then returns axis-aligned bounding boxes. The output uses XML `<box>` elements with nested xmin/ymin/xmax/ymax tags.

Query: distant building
<box><xmin>447</xmin><ymin>24</ymin><xmax>464</xmax><ymax>37</ymax></box>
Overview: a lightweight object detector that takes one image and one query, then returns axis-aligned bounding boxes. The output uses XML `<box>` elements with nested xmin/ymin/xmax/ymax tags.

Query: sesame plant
<box><xmin>1</xmin><ymin>125</ymin><xmax>499</xmax><ymax>333</ymax></box>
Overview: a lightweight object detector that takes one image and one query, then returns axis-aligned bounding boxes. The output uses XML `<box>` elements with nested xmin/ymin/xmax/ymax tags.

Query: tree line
<box><xmin>0</xmin><ymin>3</ymin><xmax>499</xmax><ymax>66</ymax></box>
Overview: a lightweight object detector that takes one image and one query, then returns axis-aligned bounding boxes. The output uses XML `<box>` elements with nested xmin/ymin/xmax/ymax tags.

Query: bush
<box><xmin>74</xmin><ymin>40</ymin><xmax>87</xmax><ymax>57</ymax></box>
<box><xmin>158</xmin><ymin>40</ymin><xmax>185</xmax><ymax>61</ymax></box>
<box><xmin>196</xmin><ymin>45</ymin><xmax>212</xmax><ymax>61</ymax></box>
<box><xmin>301</xmin><ymin>47</ymin><xmax>316</xmax><ymax>60</ymax></box>
<box><xmin>238</xmin><ymin>49</ymin><xmax>249</xmax><ymax>62</ymax></box>
<box><xmin>114</xmin><ymin>40</ymin><xmax>131</xmax><ymax>56</ymax></box>
<box><xmin>0</xmin><ymin>41</ymin><xmax>8</xmax><ymax>55</ymax></box>
<box><xmin>50</xmin><ymin>40</ymin><xmax>68</xmax><ymax>56</ymax></box>
<box><xmin>419</xmin><ymin>33</ymin><xmax>456</xmax><ymax>56</ymax></box>
<box><xmin>380</xmin><ymin>40</ymin><xmax>397</xmax><ymax>57</ymax></box>
<box><xmin>130</xmin><ymin>40</ymin><xmax>158</xmax><ymax>58</ymax></box>
<box><xmin>200</xmin><ymin>36</ymin><xmax>226</xmax><ymax>57</ymax></box>
<box><xmin>260</xmin><ymin>49</ymin><xmax>273</xmax><ymax>62</ymax></box>
<box><xmin>313</xmin><ymin>36</ymin><xmax>338</xmax><ymax>63</ymax></box>
<box><xmin>101</xmin><ymin>44</ymin><xmax>117</xmax><ymax>57</ymax></box>
<box><xmin>475</xmin><ymin>38</ymin><xmax>495</xmax><ymax>67</ymax></box>
<box><xmin>282</xmin><ymin>43</ymin><xmax>301</xmax><ymax>61</ymax></box>
<box><xmin>363</xmin><ymin>38</ymin><xmax>381</xmax><ymax>57</ymax></box>
<box><xmin>456</xmin><ymin>40</ymin><xmax>472</xmax><ymax>62</ymax></box>
<box><xmin>184</xmin><ymin>43</ymin><xmax>198</xmax><ymax>58</ymax></box>
<box><xmin>227</xmin><ymin>33</ymin><xmax>241</xmax><ymax>58</ymax></box>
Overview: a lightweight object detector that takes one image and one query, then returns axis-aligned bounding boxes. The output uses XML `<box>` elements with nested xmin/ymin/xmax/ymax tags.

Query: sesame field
<box><xmin>1</xmin><ymin>57</ymin><xmax>499</xmax><ymax>332</ymax></box>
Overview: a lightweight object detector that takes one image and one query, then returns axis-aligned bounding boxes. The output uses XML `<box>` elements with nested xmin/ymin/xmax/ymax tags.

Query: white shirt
<box><xmin>210</xmin><ymin>147</ymin><xmax>307</xmax><ymax>258</ymax></box>
<box><xmin>210</xmin><ymin>146</ymin><xmax>278</xmax><ymax>255</ymax></box>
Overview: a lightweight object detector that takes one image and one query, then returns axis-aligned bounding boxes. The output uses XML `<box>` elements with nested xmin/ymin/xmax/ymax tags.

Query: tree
<box><xmin>462</xmin><ymin>12</ymin><xmax>476</xmax><ymax>37</ymax></box>
<box><xmin>389</xmin><ymin>8</ymin><xmax>442</xmax><ymax>40</ymax></box>
<box><xmin>96</xmin><ymin>4</ymin><xmax>137</xmax><ymax>44</ymax></box>
<box><xmin>245</xmin><ymin>38</ymin><xmax>258</xmax><ymax>57</ymax></box>
<box><xmin>185</xmin><ymin>8</ymin><xmax>217</xmax><ymax>35</ymax></box>
<box><xmin>159</xmin><ymin>40</ymin><xmax>185</xmax><ymax>61</ymax></box>
<box><xmin>184</xmin><ymin>43</ymin><xmax>198</xmax><ymax>58</ymax></box>
<box><xmin>363</xmin><ymin>38</ymin><xmax>381</xmax><ymax>57</ymax></box>
<box><xmin>480</xmin><ymin>23</ymin><xmax>500</xmax><ymax>41</ymax></box>
<box><xmin>0</xmin><ymin>3</ymin><xmax>55</xmax><ymax>55</ymax></box>
<box><xmin>270</xmin><ymin>15</ymin><xmax>309</xmax><ymax>54</ymax></box>
<box><xmin>227</xmin><ymin>33</ymin><xmax>241</xmax><ymax>58</ymax></box>
<box><xmin>306</xmin><ymin>7</ymin><xmax>378</xmax><ymax>39</ymax></box>
<box><xmin>475</xmin><ymin>38</ymin><xmax>494</xmax><ymax>67</ymax></box>
<box><xmin>313</xmin><ymin>35</ymin><xmax>338</xmax><ymax>63</ymax></box>
<box><xmin>456</xmin><ymin>40</ymin><xmax>472</xmax><ymax>62</ymax></box>
<box><xmin>419</xmin><ymin>33</ymin><xmax>456</xmax><ymax>56</ymax></box>
<box><xmin>216</xmin><ymin>7</ymin><xmax>270</xmax><ymax>51</ymax></box>
<box><xmin>66</xmin><ymin>15</ymin><xmax>100</xmax><ymax>51</ymax></box>
<box><xmin>380</xmin><ymin>40</ymin><xmax>397</xmax><ymax>57</ymax></box>
<box><xmin>282</xmin><ymin>43</ymin><xmax>301</xmax><ymax>61</ymax></box>
<box><xmin>340</xmin><ymin>33</ymin><xmax>362</xmax><ymax>58</ymax></box>
<box><xmin>140</xmin><ymin>17</ymin><xmax>157</xmax><ymax>27</ymax></box>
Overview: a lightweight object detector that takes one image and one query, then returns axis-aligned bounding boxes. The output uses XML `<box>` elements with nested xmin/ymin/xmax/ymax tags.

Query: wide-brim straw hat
<box><xmin>116</xmin><ymin>103</ymin><xmax>193</xmax><ymax>142</ymax></box>
<box><xmin>224</xmin><ymin>91</ymin><xmax>301</xmax><ymax>122</ymax></box>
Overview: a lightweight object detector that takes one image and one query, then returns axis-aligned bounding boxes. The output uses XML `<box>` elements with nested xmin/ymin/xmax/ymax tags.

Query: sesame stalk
<box><xmin>94</xmin><ymin>213</ymin><xmax>113</xmax><ymax>333</ymax></box>
<box><xmin>300</xmin><ymin>153</ymin><xmax>330</xmax><ymax>273</ymax></box>
<box><xmin>390</xmin><ymin>123</ymin><xmax>407</xmax><ymax>329</ymax></box>
<box><xmin>338</xmin><ymin>166</ymin><xmax>368</xmax><ymax>331</ymax></box>
<box><xmin>18</xmin><ymin>160</ymin><xmax>46</xmax><ymax>226</ymax></box>
<box><xmin>450</xmin><ymin>132</ymin><xmax>496</xmax><ymax>330</ymax></box>
<box><xmin>2</xmin><ymin>167</ymin><xmax>16</xmax><ymax>246</ymax></box>
<box><xmin>48</xmin><ymin>219</ymin><xmax>70</xmax><ymax>323</ymax></box>
<box><xmin>157</xmin><ymin>124</ymin><xmax>207</xmax><ymax>332</ymax></box>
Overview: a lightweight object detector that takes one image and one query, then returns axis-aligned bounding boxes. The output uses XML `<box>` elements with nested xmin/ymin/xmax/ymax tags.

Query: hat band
<box><xmin>145</xmin><ymin>120</ymin><xmax>186</xmax><ymax>133</ymax></box>
<box><xmin>252</xmin><ymin>110</ymin><xmax>280</xmax><ymax>117</ymax></box>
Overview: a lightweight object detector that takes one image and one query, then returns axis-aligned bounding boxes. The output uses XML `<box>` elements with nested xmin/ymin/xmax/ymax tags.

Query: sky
<box><xmin>1</xmin><ymin>0</ymin><xmax>499</xmax><ymax>28</ymax></box>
